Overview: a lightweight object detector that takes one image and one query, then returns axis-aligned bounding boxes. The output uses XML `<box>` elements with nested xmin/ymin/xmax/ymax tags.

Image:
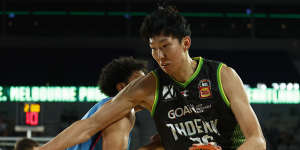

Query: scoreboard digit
<box><xmin>24</xmin><ymin>104</ymin><xmax>40</xmax><ymax>126</ymax></box>
<box><xmin>17</xmin><ymin>103</ymin><xmax>42</xmax><ymax>126</ymax></box>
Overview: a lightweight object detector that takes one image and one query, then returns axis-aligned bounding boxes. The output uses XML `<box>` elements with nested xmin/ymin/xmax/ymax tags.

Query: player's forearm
<box><xmin>40</xmin><ymin>119</ymin><xmax>95</xmax><ymax>150</ymax></box>
<box><xmin>237</xmin><ymin>136</ymin><xmax>266</xmax><ymax>150</ymax></box>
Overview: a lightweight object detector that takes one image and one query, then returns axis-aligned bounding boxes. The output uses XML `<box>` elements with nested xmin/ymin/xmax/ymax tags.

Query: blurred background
<box><xmin>0</xmin><ymin>0</ymin><xmax>300</xmax><ymax>150</ymax></box>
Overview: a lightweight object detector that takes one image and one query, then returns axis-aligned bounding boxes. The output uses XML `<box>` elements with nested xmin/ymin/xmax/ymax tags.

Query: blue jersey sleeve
<box><xmin>66</xmin><ymin>97</ymin><xmax>112</xmax><ymax>150</ymax></box>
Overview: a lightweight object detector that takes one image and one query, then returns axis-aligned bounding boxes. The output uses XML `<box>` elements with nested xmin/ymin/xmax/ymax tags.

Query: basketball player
<box><xmin>67</xmin><ymin>56</ymin><xmax>147</xmax><ymax>150</ymax></box>
<box><xmin>39</xmin><ymin>4</ymin><xmax>266</xmax><ymax>150</ymax></box>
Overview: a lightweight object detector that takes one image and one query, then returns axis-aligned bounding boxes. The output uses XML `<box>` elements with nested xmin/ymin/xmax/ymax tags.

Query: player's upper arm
<box><xmin>88</xmin><ymin>73</ymin><xmax>154</xmax><ymax>136</ymax></box>
<box><xmin>118</xmin><ymin>72</ymin><xmax>156</xmax><ymax>104</ymax></box>
<box><xmin>108</xmin><ymin>72</ymin><xmax>156</xmax><ymax>113</ymax></box>
<box><xmin>220</xmin><ymin>65</ymin><xmax>264</xmax><ymax>139</ymax></box>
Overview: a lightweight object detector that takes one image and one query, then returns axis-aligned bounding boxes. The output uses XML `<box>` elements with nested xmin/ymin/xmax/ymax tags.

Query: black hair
<box><xmin>140</xmin><ymin>5</ymin><xmax>191</xmax><ymax>43</ymax></box>
<box><xmin>14</xmin><ymin>138</ymin><xmax>39</xmax><ymax>150</ymax></box>
<box><xmin>98</xmin><ymin>57</ymin><xmax>147</xmax><ymax>97</ymax></box>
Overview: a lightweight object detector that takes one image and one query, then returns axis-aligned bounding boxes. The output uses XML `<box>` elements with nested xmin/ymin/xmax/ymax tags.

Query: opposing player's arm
<box><xmin>102</xmin><ymin>109</ymin><xmax>135</xmax><ymax>150</ymax></box>
<box><xmin>220</xmin><ymin>65</ymin><xmax>266</xmax><ymax>150</ymax></box>
<box><xmin>39</xmin><ymin>73</ymin><xmax>155</xmax><ymax>150</ymax></box>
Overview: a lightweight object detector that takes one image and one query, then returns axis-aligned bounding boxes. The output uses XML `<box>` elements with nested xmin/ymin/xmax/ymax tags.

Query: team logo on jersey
<box><xmin>162</xmin><ymin>85</ymin><xmax>176</xmax><ymax>101</ymax></box>
<box><xmin>198</xmin><ymin>79</ymin><xmax>212</xmax><ymax>99</ymax></box>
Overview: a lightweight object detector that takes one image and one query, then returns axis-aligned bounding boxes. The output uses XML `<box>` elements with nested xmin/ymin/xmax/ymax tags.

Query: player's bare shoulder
<box><xmin>220</xmin><ymin>63</ymin><xmax>248</xmax><ymax>104</ymax></box>
<box><xmin>220</xmin><ymin>64</ymin><xmax>243</xmax><ymax>88</ymax></box>
<box><xmin>220</xmin><ymin>64</ymin><xmax>237</xmax><ymax>79</ymax></box>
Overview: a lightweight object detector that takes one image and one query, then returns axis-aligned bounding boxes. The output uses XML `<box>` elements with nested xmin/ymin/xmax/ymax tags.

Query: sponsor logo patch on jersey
<box><xmin>180</xmin><ymin>90</ymin><xmax>188</xmax><ymax>97</ymax></box>
<box><xmin>198</xmin><ymin>79</ymin><xmax>212</xmax><ymax>99</ymax></box>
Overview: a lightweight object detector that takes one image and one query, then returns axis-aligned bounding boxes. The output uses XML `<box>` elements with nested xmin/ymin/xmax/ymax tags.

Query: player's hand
<box><xmin>188</xmin><ymin>143</ymin><xmax>222</xmax><ymax>150</ymax></box>
<box><xmin>150</xmin><ymin>133</ymin><xmax>161</xmax><ymax>142</ymax></box>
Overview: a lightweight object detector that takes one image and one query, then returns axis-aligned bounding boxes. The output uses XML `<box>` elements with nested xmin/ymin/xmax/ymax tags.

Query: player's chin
<box><xmin>161</xmin><ymin>66</ymin><xmax>173</xmax><ymax>74</ymax></box>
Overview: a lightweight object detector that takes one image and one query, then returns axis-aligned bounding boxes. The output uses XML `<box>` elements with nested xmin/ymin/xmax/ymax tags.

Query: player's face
<box><xmin>128</xmin><ymin>70</ymin><xmax>145</xmax><ymax>82</ymax></box>
<box><xmin>149</xmin><ymin>35</ymin><xmax>185</xmax><ymax>75</ymax></box>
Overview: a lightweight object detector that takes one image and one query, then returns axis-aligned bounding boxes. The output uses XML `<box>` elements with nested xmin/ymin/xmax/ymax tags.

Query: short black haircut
<box><xmin>98</xmin><ymin>57</ymin><xmax>147</xmax><ymax>97</ymax></box>
<box><xmin>14</xmin><ymin>138</ymin><xmax>39</xmax><ymax>150</ymax></box>
<box><xmin>140</xmin><ymin>5</ymin><xmax>191</xmax><ymax>43</ymax></box>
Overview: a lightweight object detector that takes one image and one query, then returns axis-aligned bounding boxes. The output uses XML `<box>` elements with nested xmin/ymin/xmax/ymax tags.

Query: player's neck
<box><xmin>171</xmin><ymin>57</ymin><xmax>197</xmax><ymax>83</ymax></box>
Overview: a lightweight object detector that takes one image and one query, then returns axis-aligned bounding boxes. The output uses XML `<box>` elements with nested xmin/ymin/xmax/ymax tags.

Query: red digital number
<box><xmin>25</xmin><ymin>112</ymin><xmax>39</xmax><ymax>126</ymax></box>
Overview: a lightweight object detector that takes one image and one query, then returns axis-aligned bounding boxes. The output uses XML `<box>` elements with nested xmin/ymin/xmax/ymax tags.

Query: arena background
<box><xmin>0</xmin><ymin>0</ymin><xmax>300</xmax><ymax>150</ymax></box>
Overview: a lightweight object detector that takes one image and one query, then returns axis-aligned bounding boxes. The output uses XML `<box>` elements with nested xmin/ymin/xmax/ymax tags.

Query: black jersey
<box><xmin>151</xmin><ymin>57</ymin><xmax>245</xmax><ymax>150</ymax></box>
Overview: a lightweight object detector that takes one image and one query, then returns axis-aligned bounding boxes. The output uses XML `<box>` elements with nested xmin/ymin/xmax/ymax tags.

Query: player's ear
<box><xmin>116</xmin><ymin>82</ymin><xmax>126</xmax><ymax>91</ymax></box>
<box><xmin>182</xmin><ymin>36</ymin><xmax>191</xmax><ymax>51</ymax></box>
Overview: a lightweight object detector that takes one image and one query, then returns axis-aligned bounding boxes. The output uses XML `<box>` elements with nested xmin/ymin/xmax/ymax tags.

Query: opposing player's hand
<box><xmin>150</xmin><ymin>134</ymin><xmax>161</xmax><ymax>142</ymax></box>
<box><xmin>189</xmin><ymin>143</ymin><xmax>222</xmax><ymax>150</ymax></box>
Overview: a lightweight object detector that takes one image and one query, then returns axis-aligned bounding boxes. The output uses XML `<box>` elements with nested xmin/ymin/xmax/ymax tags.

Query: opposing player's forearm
<box><xmin>40</xmin><ymin>119</ymin><xmax>96</xmax><ymax>150</ymax></box>
<box><xmin>40</xmin><ymin>97</ymin><xmax>134</xmax><ymax>150</ymax></box>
